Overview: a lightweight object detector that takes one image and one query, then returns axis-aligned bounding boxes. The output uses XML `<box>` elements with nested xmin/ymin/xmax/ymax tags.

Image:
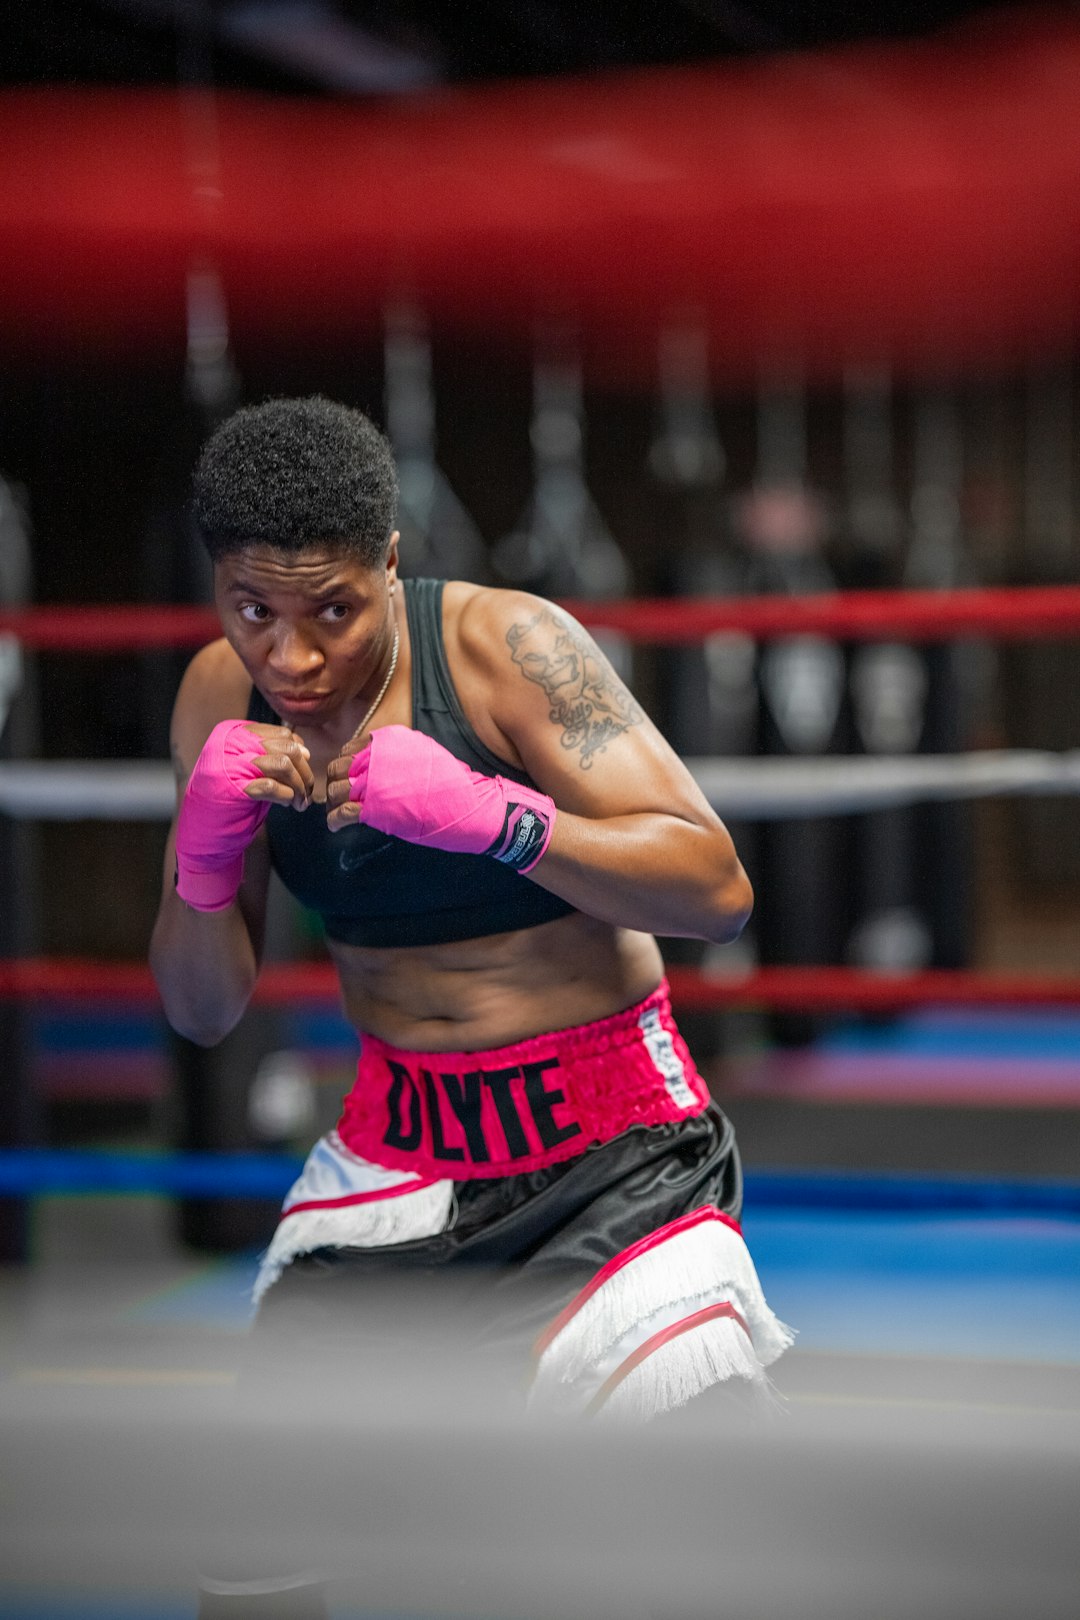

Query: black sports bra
<box><xmin>246</xmin><ymin>578</ymin><xmax>576</xmax><ymax>947</ymax></box>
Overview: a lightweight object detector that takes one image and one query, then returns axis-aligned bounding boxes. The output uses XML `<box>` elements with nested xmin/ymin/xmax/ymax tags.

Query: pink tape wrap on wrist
<box><xmin>175</xmin><ymin>721</ymin><xmax>271</xmax><ymax>912</ymax></box>
<box><xmin>348</xmin><ymin>725</ymin><xmax>555</xmax><ymax>874</ymax></box>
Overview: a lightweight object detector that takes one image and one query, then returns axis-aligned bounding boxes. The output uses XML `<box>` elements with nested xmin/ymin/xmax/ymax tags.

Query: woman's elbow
<box><xmin>157</xmin><ymin>990</ymin><xmax>246</xmax><ymax>1047</ymax></box>
<box><xmin>706</xmin><ymin>864</ymin><xmax>754</xmax><ymax>945</ymax></box>
<box><xmin>165</xmin><ymin>1009</ymin><xmax>241</xmax><ymax>1048</ymax></box>
<box><xmin>150</xmin><ymin>956</ymin><xmax>251</xmax><ymax>1047</ymax></box>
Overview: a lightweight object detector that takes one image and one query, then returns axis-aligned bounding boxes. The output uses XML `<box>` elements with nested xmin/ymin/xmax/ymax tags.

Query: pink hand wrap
<box><xmin>175</xmin><ymin>721</ymin><xmax>271</xmax><ymax>912</ymax></box>
<box><xmin>349</xmin><ymin>725</ymin><xmax>555</xmax><ymax>874</ymax></box>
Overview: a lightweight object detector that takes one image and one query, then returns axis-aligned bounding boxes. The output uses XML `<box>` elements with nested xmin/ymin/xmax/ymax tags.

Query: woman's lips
<box><xmin>270</xmin><ymin>690</ymin><xmax>332</xmax><ymax>712</ymax></box>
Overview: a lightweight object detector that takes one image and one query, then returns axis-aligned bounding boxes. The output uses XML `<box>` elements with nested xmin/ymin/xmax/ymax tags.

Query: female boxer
<box><xmin>150</xmin><ymin>396</ymin><xmax>791</xmax><ymax>1617</ymax></box>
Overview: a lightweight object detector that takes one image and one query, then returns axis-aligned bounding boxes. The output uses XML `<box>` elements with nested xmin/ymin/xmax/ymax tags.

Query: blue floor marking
<box><xmin>120</xmin><ymin>1209</ymin><xmax>1080</xmax><ymax>1366</ymax></box>
<box><xmin>821</xmin><ymin>1009</ymin><xmax>1080</xmax><ymax>1059</ymax></box>
<box><xmin>125</xmin><ymin>1254</ymin><xmax>262</xmax><ymax>1330</ymax></box>
<box><xmin>747</xmin><ymin>1210</ymin><xmax>1080</xmax><ymax>1363</ymax></box>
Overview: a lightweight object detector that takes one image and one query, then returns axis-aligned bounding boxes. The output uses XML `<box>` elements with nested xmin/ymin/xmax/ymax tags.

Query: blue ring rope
<box><xmin>744</xmin><ymin>1167</ymin><xmax>1080</xmax><ymax>1216</ymax></box>
<box><xmin>0</xmin><ymin>1149</ymin><xmax>1078</xmax><ymax>1215</ymax></box>
<box><xmin>0</xmin><ymin>1149</ymin><xmax>303</xmax><ymax>1198</ymax></box>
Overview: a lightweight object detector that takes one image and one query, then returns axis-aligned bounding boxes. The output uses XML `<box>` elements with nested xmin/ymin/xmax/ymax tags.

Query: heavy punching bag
<box><xmin>1006</xmin><ymin>366</ymin><xmax>1080</xmax><ymax>890</ymax></box>
<box><xmin>741</xmin><ymin>381</ymin><xmax>848</xmax><ymax>1046</ymax></box>
<box><xmin>839</xmin><ymin>369</ymin><xmax>935</xmax><ymax>981</ymax></box>
<box><xmin>384</xmin><ymin>302</ymin><xmax>491</xmax><ymax>585</ymax></box>
<box><xmin>902</xmin><ymin>388</ymin><xmax>975</xmax><ymax>970</ymax></box>
<box><xmin>492</xmin><ymin>326</ymin><xmax>632</xmax><ymax>678</ymax></box>
<box><xmin>650</xmin><ymin>316</ymin><xmax>758</xmax><ymax>1062</ymax></box>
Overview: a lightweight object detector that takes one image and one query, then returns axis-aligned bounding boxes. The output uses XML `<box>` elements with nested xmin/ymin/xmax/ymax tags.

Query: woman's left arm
<box><xmin>470</xmin><ymin>591</ymin><xmax>753</xmax><ymax>944</ymax></box>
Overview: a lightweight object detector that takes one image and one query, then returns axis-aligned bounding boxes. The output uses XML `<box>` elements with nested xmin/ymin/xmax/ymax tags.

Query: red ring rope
<box><xmin>2</xmin><ymin>594</ymin><xmax>1076</xmax><ymax>1014</ymax></box>
<box><xmin>1</xmin><ymin>958</ymin><xmax>1077</xmax><ymax>1011</ymax></box>
<box><xmin>2</xmin><ymin>585</ymin><xmax>1080</xmax><ymax>652</ymax></box>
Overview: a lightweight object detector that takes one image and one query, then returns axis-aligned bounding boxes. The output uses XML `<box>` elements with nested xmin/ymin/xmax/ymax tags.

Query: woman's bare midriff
<box><xmin>327</xmin><ymin>911</ymin><xmax>665</xmax><ymax>1052</ymax></box>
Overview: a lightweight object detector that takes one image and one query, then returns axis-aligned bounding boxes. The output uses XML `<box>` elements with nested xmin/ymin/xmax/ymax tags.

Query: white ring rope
<box><xmin>687</xmin><ymin>750</ymin><xmax>1080</xmax><ymax>817</ymax></box>
<box><xmin>0</xmin><ymin>762</ymin><xmax>176</xmax><ymax>820</ymax></box>
<box><xmin>2</xmin><ymin>750</ymin><xmax>1080</xmax><ymax>821</ymax></box>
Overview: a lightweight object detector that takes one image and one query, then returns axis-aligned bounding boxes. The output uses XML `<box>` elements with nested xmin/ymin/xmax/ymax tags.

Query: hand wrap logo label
<box><xmin>486</xmin><ymin>802</ymin><xmax>552</xmax><ymax>871</ymax></box>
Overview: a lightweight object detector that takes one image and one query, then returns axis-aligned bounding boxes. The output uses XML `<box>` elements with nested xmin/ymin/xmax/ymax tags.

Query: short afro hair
<box><xmin>193</xmin><ymin>396</ymin><xmax>398</xmax><ymax>566</ymax></box>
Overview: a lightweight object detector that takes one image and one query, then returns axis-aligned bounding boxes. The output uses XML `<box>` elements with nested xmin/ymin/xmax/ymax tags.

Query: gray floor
<box><xmin>2</xmin><ymin>1194</ymin><xmax>1079</xmax><ymax>1619</ymax></box>
<box><xmin>2</xmin><ymin>1338</ymin><xmax>1078</xmax><ymax>1620</ymax></box>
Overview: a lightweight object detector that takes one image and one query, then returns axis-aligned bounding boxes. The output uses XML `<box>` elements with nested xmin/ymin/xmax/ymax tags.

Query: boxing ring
<box><xmin>0</xmin><ymin>582</ymin><xmax>1078</xmax><ymax>1619</ymax></box>
<box><xmin>5</xmin><ymin>5</ymin><xmax>1080</xmax><ymax>1605</ymax></box>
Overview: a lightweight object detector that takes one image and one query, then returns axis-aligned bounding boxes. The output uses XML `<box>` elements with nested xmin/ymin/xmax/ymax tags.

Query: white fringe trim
<box><xmin>530</xmin><ymin>1215</ymin><xmax>795</xmax><ymax>1421</ymax></box>
<box><xmin>598</xmin><ymin>1313</ymin><xmax>768</xmax><ymax>1424</ymax></box>
<box><xmin>252</xmin><ymin>1131</ymin><xmax>455</xmax><ymax>1303</ymax></box>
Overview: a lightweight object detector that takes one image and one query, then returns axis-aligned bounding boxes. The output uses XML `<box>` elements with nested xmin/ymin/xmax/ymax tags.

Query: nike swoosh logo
<box><xmin>339</xmin><ymin>837</ymin><xmax>394</xmax><ymax>873</ymax></box>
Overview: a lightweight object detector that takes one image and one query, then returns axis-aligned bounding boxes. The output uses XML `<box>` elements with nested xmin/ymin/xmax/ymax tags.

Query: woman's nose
<box><xmin>267</xmin><ymin>626</ymin><xmax>322</xmax><ymax>675</ymax></box>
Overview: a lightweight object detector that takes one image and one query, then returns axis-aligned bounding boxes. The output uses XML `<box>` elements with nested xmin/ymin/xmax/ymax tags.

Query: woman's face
<box><xmin>213</xmin><ymin>536</ymin><xmax>399</xmax><ymax>729</ymax></box>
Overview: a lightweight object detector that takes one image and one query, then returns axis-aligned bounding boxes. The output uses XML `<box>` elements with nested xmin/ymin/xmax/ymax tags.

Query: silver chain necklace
<box><xmin>304</xmin><ymin>616</ymin><xmax>400</xmax><ymax>805</ymax></box>
<box><xmin>346</xmin><ymin>623</ymin><xmax>400</xmax><ymax>748</ymax></box>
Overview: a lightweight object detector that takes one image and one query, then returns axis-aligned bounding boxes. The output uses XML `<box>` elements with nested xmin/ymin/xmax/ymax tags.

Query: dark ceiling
<box><xmin>6</xmin><ymin>1</ymin><xmax>1027</xmax><ymax>95</ymax></box>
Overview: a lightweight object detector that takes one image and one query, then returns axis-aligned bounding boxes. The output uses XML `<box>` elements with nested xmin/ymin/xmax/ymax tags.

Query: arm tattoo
<box><xmin>506</xmin><ymin>607</ymin><xmax>643</xmax><ymax>768</ymax></box>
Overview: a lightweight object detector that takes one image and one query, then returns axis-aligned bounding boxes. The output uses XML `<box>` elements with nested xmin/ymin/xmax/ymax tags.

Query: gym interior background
<box><xmin>2</xmin><ymin>7</ymin><xmax>1079</xmax><ymax>1617</ymax></box>
<box><xmin>4</xmin><ymin>4</ymin><xmax>1080</xmax><ymax>1253</ymax></box>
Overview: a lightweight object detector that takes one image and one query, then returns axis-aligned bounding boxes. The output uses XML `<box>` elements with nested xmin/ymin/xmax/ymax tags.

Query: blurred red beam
<box><xmin>4</xmin><ymin>12</ymin><xmax>1080</xmax><ymax>381</ymax></box>
<box><xmin>2</xmin><ymin>958</ymin><xmax>1077</xmax><ymax>1011</ymax></box>
<box><xmin>3</xmin><ymin>586</ymin><xmax>1080</xmax><ymax>652</ymax></box>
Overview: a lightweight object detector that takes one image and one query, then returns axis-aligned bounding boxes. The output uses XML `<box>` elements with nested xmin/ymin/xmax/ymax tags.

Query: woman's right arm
<box><xmin>148</xmin><ymin>642</ymin><xmax>312</xmax><ymax>1046</ymax></box>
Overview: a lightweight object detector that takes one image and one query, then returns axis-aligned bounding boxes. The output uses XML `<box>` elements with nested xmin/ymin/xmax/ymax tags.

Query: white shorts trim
<box><xmin>529</xmin><ymin>1209</ymin><xmax>795</xmax><ymax>1421</ymax></box>
<box><xmin>252</xmin><ymin>1130</ymin><xmax>455</xmax><ymax>1302</ymax></box>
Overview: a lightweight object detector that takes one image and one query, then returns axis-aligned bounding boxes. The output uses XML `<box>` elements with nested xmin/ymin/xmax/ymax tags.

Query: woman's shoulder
<box><xmin>171</xmin><ymin>638</ymin><xmax>254</xmax><ymax>761</ymax></box>
<box><xmin>178</xmin><ymin>636</ymin><xmax>251</xmax><ymax>705</ymax></box>
<box><xmin>443</xmin><ymin>582</ymin><xmax>560</xmax><ymax>667</ymax></box>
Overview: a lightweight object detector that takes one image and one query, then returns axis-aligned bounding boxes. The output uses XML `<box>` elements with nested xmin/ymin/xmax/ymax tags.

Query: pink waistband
<box><xmin>336</xmin><ymin>980</ymin><xmax>709</xmax><ymax>1180</ymax></box>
